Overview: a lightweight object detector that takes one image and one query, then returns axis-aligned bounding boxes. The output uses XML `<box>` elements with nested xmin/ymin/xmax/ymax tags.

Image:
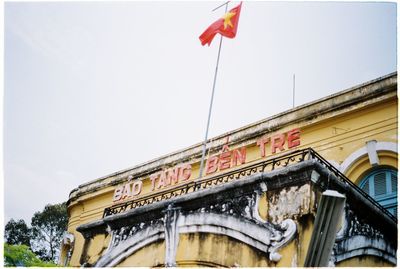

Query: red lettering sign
<box><xmin>257</xmin><ymin>128</ymin><xmax>301</xmax><ymax>156</ymax></box>
<box><xmin>179</xmin><ymin>164</ymin><xmax>192</xmax><ymax>181</ymax></box>
<box><xmin>288</xmin><ymin>128</ymin><xmax>301</xmax><ymax>148</ymax></box>
<box><xmin>206</xmin><ymin>156</ymin><xmax>219</xmax><ymax>175</ymax></box>
<box><xmin>271</xmin><ymin>133</ymin><xmax>285</xmax><ymax>154</ymax></box>
<box><xmin>256</xmin><ymin>137</ymin><xmax>270</xmax><ymax>158</ymax></box>
<box><xmin>113</xmin><ymin>180</ymin><xmax>143</xmax><ymax>202</ymax></box>
<box><xmin>206</xmin><ymin>143</ymin><xmax>247</xmax><ymax>176</ymax></box>
<box><xmin>219</xmin><ymin>151</ymin><xmax>231</xmax><ymax>170</ymax></box>
<box><xmin>232</xmin><ymin>147</ymin><xmax>246</xmax><ymax>166</ymax></box>
<box><xmin>113</xmin><ymin>129</ymin><xmax>301</xmax><ymax>203</ymax></box>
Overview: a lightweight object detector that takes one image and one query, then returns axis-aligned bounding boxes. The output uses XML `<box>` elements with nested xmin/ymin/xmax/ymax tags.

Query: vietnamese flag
<box><xmin>199</xmin><ymin>2</ymin><xmax>242</xmax><ymax>46</ymax></box>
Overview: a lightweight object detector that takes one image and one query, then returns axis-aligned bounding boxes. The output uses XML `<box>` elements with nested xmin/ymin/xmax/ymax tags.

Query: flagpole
<box><xmin>198</xmin><ymin>3</ymin><xmax>229</xmax><ymax>179</ymax></box>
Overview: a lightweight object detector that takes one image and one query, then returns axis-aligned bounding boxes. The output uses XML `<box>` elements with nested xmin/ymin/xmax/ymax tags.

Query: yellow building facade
<box><xmin>63</xmin><ymin>72</ymin><xmax>397</xmax><ymax>267</ymax></box>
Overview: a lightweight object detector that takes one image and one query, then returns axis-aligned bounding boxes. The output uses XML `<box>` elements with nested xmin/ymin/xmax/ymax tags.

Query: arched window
<box><xmin>359</xmin><ymin>169</ymin><xmax>397</xmax><ymax>216</ymax></box>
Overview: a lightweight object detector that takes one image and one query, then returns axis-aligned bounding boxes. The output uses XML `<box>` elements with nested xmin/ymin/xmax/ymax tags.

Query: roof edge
<box><xmin>69</xmin><ymin>72</ymin><xmax>397</xmax><ymax>201</ymax></box>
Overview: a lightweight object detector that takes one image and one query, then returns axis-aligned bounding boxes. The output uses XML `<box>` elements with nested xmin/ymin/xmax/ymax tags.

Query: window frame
<box><xmin>359</xmin><ymin>168</ymin><xmax>397</xmax><ymax>215</ymax></box>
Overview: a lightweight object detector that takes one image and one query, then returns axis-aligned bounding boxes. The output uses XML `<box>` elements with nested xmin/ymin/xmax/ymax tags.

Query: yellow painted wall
<box><xmin>66</xmin><ymin>93</ymin><xmax>397</xmax><ymax>267</ymax></box>
<box><xmin>87</xmin><ymin>234</ymin><xmax>110</xmax><ymax>265</ymax></box>
<box><xmin>117</xmin><ymin>240</ymin><xmax>165</xmax><ymax>267</ymax></box>
<box><xmin>176</xmin><ymin>233</ymin><xmax>272</xmax><ymax>267</ymax></box>
<box><xmin>69</xmin><ymin>231</ymin><xmax>85</xmax><ymax>266</ymax></box>
<box><xmin>296</xmin><ymin>215</ymin><xmax>315</xmax><ymax>266</ymax></box>
<box><xmin>68</xmin><ymin>99</ymin><xmax>397</xmax><ymax>222</ymax></box>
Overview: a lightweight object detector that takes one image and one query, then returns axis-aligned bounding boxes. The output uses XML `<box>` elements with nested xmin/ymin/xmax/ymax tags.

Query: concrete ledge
<box><xmin>76</xmin><ymin>159</ymin><xmax>396</xmax><ymax>241</ymax></box>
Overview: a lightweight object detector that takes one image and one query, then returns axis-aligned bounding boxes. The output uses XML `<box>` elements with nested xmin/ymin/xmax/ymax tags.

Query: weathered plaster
<box><xmin>93</xmin><ymin>195</ymin><xmax>298</xmax><ymax>267</ymax></box>
<box><xmin>268</xmin><ymin>184</ymin><xmax>312</xmax><ymax>224</ymax></box>
<box><xmin>76</xmin><ymin>159</ymin><xmax>397</xmax><ymax>267</ymax></box>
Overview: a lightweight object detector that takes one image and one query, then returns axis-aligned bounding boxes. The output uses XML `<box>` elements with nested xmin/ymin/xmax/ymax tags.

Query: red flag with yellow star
<box><xmin>199</xmin><ymin>2</ymin><xmax>242</xmax><ymax>46</ymax></box>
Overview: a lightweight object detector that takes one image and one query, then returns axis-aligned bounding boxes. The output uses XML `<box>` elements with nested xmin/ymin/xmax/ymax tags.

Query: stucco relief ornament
<box><xmin>95</xmin><ymin>189</ymin><xmax>297</xmax><ymax>266</ymax></box>
<box><xmin>178</xmin><ymin>191</ymin><xmax>298</xmax><ymax>263</ymax></box>
<box><xmin>268</xmin><ymin>219</ymin><xmax>297</xmax><ymax>262</ymax></box>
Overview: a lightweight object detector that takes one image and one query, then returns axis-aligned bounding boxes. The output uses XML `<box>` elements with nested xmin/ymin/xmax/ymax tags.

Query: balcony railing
<box><xmin>103</xmin><ymin>148</ymin><xmax>397</xmax><ymax>223</ymax></box>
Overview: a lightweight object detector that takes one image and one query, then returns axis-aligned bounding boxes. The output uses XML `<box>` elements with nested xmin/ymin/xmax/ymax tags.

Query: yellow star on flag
<box><xmin>222</xmin><ymin>11</ymin><xmax>236</xmax><ymax>30</ymax></box>
<box><xmin>199</xmin><ymin>2</ymin><xmax>242</xmax><ymax>46</ymax></box>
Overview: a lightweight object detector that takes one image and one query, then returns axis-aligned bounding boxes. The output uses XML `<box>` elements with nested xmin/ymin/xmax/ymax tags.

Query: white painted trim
<box><xmin>335</xmin><ymin>235</ymin><xmax>396</xmax><ymax>265</ymax></box>
<box><xmin>95</xmin><ymin>225</ymin><xmax>165</xmax><ymax>267</ymax></box>
<box><xmin>96</xmin><ymin>212</ymin><xmax>297</xmax><ymax>267</ymax></box>
<box><xmin>179</xmin><ymin>213</ymin><xmax>297</xmax><ymax>262</ymax></box>
<box><xmin>366</xmin><ymin>140</ymin><xmax>379</xmax><ymax>166</ymax></box>
<box><xmin>339</xmin><ymin>142</ymin><xmax>398</xmax><ymax>175</ymax></box>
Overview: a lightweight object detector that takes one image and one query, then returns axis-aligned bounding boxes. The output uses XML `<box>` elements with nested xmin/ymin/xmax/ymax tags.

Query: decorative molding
<box><xmin>75</xmin><ymin>157</ymin><xmax>396</xmax><ymax>267</ymax></box>
<box><xmin>94</xmin><ymin>189</ymin><xmax>297</xmax><ymax>267</ymax></box>
<box><xmin>340</xmin><ymin>142</ymin><xmax>398</xmax><ymax>174</ymax></box>
<box><xmin>268</xmin><ymin>219</ymin><xmax>297</xmax><ymax>262</ymax></box>
<box><xmin>62</xmin><ymin>233</ymin><xmax>75</xmax><ymax>245</ymax></box>
<box><xmin>163</xmin><ymin>205</ymin><xmax>180</xmax><ymax>267</ymax></box>
<box><xmin>187</xmin><ymin>192</ymin><xmax>259</xmax><ymax>222</ymax></box>
<box><xmin>59</xmin><ymin>233</ymin><xmax>75</xmax><ymax>266</ymax></box>
<box><xmin>178</xmin><ymin>213</ymin><xmax>296</xmax><ymax>262</ymax></box>
<box><xmin>345</xmin><ymin>208</ymin><xmax>384</xmax><ymax>238</ymax></box>
<box><xmin>366</xmin><ymin>140</ymin><xmax>379</xmax><ymax>166</ymax></box>
<box><xmin>333</xmin><ymin>206</ymin><xmax>396</xmax><ymax>265</ymax></box>
<box><xmin>96</xmin><ymin>224</ymin><xmax>165</xmax><ymax>267</ymax></box>
<box><xmin>334</xmin><ymin>235</ymin><xmax>397</xmax><ymax>265</ymax></box>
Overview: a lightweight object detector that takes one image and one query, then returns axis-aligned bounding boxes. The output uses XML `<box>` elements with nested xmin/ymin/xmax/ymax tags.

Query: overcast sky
<box><xmin>4</xmin><ymin>1</ymin><xmax>397</xmax><ymax>224</ymax></box>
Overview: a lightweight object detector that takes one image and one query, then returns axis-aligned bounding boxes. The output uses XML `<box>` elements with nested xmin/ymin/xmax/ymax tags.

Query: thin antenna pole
<box><xmin>198</xmin><ymin>4</ymin><xmax>229</xmax><ymax>179</ymax></box>
<box><xmin>292</xmin><ymin>74</ymin><xmax>296</xmax><ymax>108</ymax></box>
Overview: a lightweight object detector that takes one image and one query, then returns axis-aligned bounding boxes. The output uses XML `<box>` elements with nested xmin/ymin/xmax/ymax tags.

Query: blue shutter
<box><xmin>359</xmin><ymin>169</ymin><xmax>397</xmax><ymax>217</ymax></box>
<box><xmin>373</xmin><ymin>172</ymin><xmax>386</xmax><ymax>196</ymax></box>
<box><xmin>391</xmin><ymin>173</ymin><xmax>397</xmax><ymax>193</ymax></box>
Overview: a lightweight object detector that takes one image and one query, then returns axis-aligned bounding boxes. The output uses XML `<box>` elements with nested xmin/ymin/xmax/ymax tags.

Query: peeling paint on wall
<box><xmin>268</xmin><ymin>184</ymin><xmax>312</xmax><ymax>224</ymax></box>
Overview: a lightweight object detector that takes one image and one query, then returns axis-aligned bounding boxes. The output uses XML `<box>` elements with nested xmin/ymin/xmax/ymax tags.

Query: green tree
<box><xmin>30</xmin><ymin>202</ymin><xmax>68</xmax><ymax>263</ymax></box>
<box><xmin>4</xmin><ymin>243</ymin><xmax>56</xmax><ymax>267</ymax></box>
<box><xmin>4</xmin><ymin>219</ymin><xmax>31</xmax><ymax>246</ymax></box>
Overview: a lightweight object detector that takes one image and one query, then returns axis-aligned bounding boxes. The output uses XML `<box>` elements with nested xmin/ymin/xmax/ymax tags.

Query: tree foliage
<box><xmin>30</xmin><ymin>202</ymin><xmax>68</xmax><ymax>263</ymax></box>
<box><xmin>4</xmin><ymin>243</ymin><xmax>56</xmax><ymax>267</ymax></box>
<box><xmin>5</xmin><ymin>219</ymin><xmax>31</xmax><ymax>246</ymax></box>
<box><xmin>4</xmin><ymin>202</ymin><xmax>68</xmax><ymax>264</ymax></box>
